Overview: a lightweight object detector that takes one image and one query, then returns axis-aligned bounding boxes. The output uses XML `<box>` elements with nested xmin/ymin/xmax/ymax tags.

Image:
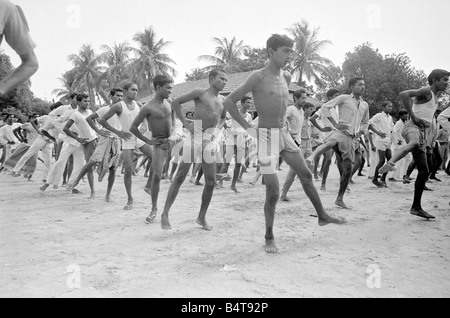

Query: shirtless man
<box><xmin>66</xmin><ymin>88</ymin><xmax>124</xmax><ymax>202</ymax></box>
<box><xmin>161</xmin><ymin>69</ymin><xmax>228</xmax><ymax>230</ymax></box>
<box><xmin>129</xmin><ymin>75</ymin><xmax>174</xmax><ymax>224</ymax></box>
<box><xmin>223</xmin><ymin>34</ymin><xmax>345</xmax><ymax>253</ymax></box>
<box><xmin>379</xmin><ymin>69</ymin><xmax>449</xmax><ymax>219</ymax></box>
<box><xmin>98</xmin><ymin>83</ymin><xmax>153</xmax><ymax>210</ymax></box>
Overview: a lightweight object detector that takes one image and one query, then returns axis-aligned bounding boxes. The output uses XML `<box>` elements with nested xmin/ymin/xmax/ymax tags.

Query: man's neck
<box><xmin>265</xmin><ymin>61</ymin><xmax>281</xmax><ymax>76</ymax></box>
<box><xmin>154</xmin><ymin>94</ymin><xmax>166</xmax><ymax>104</ymax></box>
<box><xmin>124</xmin><ymin>97</ymin><xmax>134</xmax><ymax>106</ymax></box>
<box><xmin>70</xmin><ymin>102</ymin><xmax>77</xmax><ymax>109</ymax></box>
<box><xmin>207</xmin><ymin>86</ymin><xmax>220</xmax><ymax>96</ymax></box>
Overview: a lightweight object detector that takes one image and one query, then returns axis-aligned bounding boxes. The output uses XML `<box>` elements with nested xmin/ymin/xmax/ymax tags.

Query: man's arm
<box><xmin>63</xmin><ymin>119</ymin><xmax>87</xmax><ymax>145</ymax></box>
<box><xmin>399</xmin><ymin>87</ymin><xmax>432</xmax><ymax>129</ymax></box>
<box><xmin>309</xmin><ymin>113</ymin><xmax>333</xmax><ymax>132</ymax></box>
<box><xmin>98</xmin><ymin>103</ymin><xmax>130</xmax><ymax>140</ymax></box>
<box><xmin>0</xmin><ymin>51</ymin><xmax>38</xmax><ymax>97</ymax></box>
<box><xmin>86</xmin><ymin>112</ymin><xmax>110</xmax><ymax>137</ymax></box>
<box><xmin>13</xmin><ymin>126</ymin><xmax>24</xmax><ymax>143</ymax></box>
<box><xmin>130</xmin><ymin>106</ymin><xmax>158</xmax><ymax>146</ymax></box>
<box><xmin>437</xmin><ymin>107</ymin><xmax>450</xmax><ymax>133</ymax></box>
<box><xmin>171</xmin><ymin>89</ymin><xmax>204</xmax><ymax>133</ymax></box>
<box><xmin>223</xmin><ymin>72</ymin><xmax>261</xmax><ymax>135</ymax></box>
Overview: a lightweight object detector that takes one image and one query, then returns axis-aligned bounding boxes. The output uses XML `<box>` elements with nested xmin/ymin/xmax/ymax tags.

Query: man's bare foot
<box><xmin>40</xmin><ymin>184</ymin><xmax>49</xmax><ymax>192</ymax></box>
<box><xmin>195</xmin><ymin>181</ymin><xmax>203</xmax><ymax>186</ymax></box>
<box><xmin>89</xmin><ymin>192</ymin><xmax>96</xmax><ymax>199</ymax></box>
<box><xmin>335</xmin><ymin>199</ymin><xmax>348</xmax><ymax>209</ymax></box>
<box><xmin>105</xmin><ymin>196</ymin><xmax>112</xmax><ymax>203</ymax></box>
<box><xmin>318</xmin><ymin>214</ymin><xmax>347</xmax><ymax>226</ymax></box>
<box><xmin>265</xmin><ymin>239</ymin><xmax>278</xmax><ymax>254</ymax></box>
<box><xmin>196</xmin><ymin>218</ymin><xmax>212</xmax><ymax>231</ymax></box>
<box><xmin>230</xmin><ymin>185</ymin><xmax>239</xmax><ymax>193</ymax></box>
<box><xmin>249</xmin><ymin>181</ymin><xmax>255</xmax><ymax>186</ymax></box>
<box><xmin>410</xmin><ymin>208</ymin><xmax>435</xmax><ymax>220</ymax></box>
<box><xmin>161</xmin><ymin>214</ymin><xmax>172</xmax><ymax>230</ymax></box>
<box><xmin>279</xmin><ymin>195</ymin><xmax>290</xmax><ymax>202</ymax></box>
<box><xmin>320</xmin><ymin>184</ymin><xmax>326</xmax><ymax>191</ymax></box>
<box><xmin>145</xmin><ymin>209</ymin><xmax>158</xmax><ymax>224</ymax></box>
<box><xmin>144</xmin><ymin>187</ymin><xmax>151</xmax><ymax>195</ymax></box>
<box><xmin>124</xmin><ymin>199</ymin><xmax>133</xmax><ymax>210</ymax></box>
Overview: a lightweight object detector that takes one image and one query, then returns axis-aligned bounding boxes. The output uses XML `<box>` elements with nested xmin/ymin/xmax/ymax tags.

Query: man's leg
<box><xmin>144</xmin><ymin>147</ymin><xmax>167</xmax><ymax>223</ymax></box>
<box><xmin>373</xmin><ymin>149</ymin><xmax>387</xmax><ymax>187</ymax></box>
<box><xmin>430</xmin><ymin>145</ymin><xmax>443</xmax><ymax>181</ymax></box>
<box><xmin>196</xmin><ymin>161</ymin><xmax>217</xmax><ymax>231</ymax></box>
<box><xmin>231</xmin><ymin>145</ymin><xmax>245</xmax><ymax>193</ymax></box>
<box><xmin>261</xmin><ymin>173</ymin><xmax>280</xmax><ymax>253</ymax></box>
<box><xmin>105</xmin><ymin>166</ymin><xmax>116</xmax><ymax>203</ymax></box>
<box><xmin>320</xmin><ymin>149</ymin><xmax>333</xmax><ymax>191</ymax></box>
<box><xmin>379</xmin><ymin>134</ymin><xmax>420</xmax><ymax>174</ymax></box>
<box><xmin>306</xmin><ymin>141</ymin><xmax>335</xmax><ymax>171</ymax></box>
<box><xmin>161</xmin><ymin>161</ymin><xmax>192</xmax><ymax>229</ymax></box>
<box><xmin>410</xmin><ymin>149</ymin><xmax>434</xmax><ymax>219</ymax></box>
<box><xmin>13</xmin><ymin>138</ymin><xmax>45</xmax><ymax>175</ymax></box>
<box><xmin>335</xmin><ymin>156</ymin><xmax>353</xmax><ymax>209</ymax></box>
<box><xmin>40</xmin><ymin>143</ymin><xmax>76</xmax><ymax>191</ymax></box>
<box><xmin>380</xmin><ymin>149</ymin><xmax>392</xmax><ymax>184</ymax></box>
<box><xmin>122</xmin><ymin>149</ymin><xmax>134</xmax><ymax>209</ymax></box>
<box><xmin>282</xmin><ymin>150</ymin><xmax>347</xmax><ymax>221</ymax></box>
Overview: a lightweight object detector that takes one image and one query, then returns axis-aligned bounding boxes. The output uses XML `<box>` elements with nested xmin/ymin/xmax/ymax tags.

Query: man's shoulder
<box><xmin>0</xmin><ymin>0</ymin><xmax>15</xmax><ymax>22</ymax></box>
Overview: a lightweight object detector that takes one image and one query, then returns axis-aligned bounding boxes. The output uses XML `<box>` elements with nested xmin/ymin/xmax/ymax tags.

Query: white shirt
<box><xmin>370</xmin><ymin>111</ymin><xmax>393</xmax><ymax>144</ymax></box>
<box><xmin>315</xmin><ymin>106</ymin><xmax>338</xmax><ymax>140</ymax></box>
<box><xmin>69</xmin><ymin>109</ymin><xmax>96</xmax><ymax>142</ymax></box>
<box><xmin>96</xmin><ymin>106</ymin><xmax>121</xmax><ymax>138</ymax></box>
<box><xmin>285</xmin><ymin>105</ymin><xmax>304</xmax><ymax>142</ymax></box>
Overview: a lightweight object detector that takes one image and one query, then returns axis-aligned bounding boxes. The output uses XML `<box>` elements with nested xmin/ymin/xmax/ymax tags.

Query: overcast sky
<box><xmin>3</xmin><ymin>0</ymin><xmax>450</xmax><ymax>101</ymax></box>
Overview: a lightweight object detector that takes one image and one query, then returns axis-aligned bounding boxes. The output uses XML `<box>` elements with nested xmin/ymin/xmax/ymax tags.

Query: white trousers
<box><xmin>13</xmin><ymin>135</ymin><xmax>53</xmax><ymax>180</ymax></box>
<box><xmin>46</xmin><ymin>142</ymin><xmax>85</xmax><ymax>186</ymax></box>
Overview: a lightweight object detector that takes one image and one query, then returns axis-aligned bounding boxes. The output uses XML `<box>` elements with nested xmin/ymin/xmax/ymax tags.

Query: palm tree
<box><xmin>197</xmin><ymin>36</ymin><xmax>250</xmax><ymax>73</ymax></box>
<box><xmin>99</xmin><ymin>41</ymin><xmax>133</xmax><ymax>89</ymax></box>
<box><xmin>52</xmin><ymin>69</ymin><xmax>84</xmax><ymax>101</ymax></box>
<box><xmin>287</xmin><ymin>20</ymin><xmax>335</xmax><ymax>87</ymax></box>
<box><xmin>68</xmin><ymin>44</ymin><xmax>104</xmax><ymax>106</ymax></box>
<box><xmin>130</xmin><ymin>26</ymin><xmax>177</xmax><ymax>97</ymax></box>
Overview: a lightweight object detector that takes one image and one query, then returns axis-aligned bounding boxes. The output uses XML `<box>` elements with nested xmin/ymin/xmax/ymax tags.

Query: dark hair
<box><xmin>28</xmin><ymin>113</ymin><xmax>38</xmax><ymax>119</ymax></box>
<box><xmin>76</xmin><ymin>93</ymin><xmax>89</xmax><ymax>102</ymax></box>
<box><xmin>398</xmin><ymin>109</ymin><xmax>408</xmax><ymax>117</ymax></box>
<box><xmin>326</xmin><ymin>88</ymin><xmax>340</xmax><ymax>99</ymax></box>
<box><xmin>303</xmin><ymin>102</ymin><xmax>315</xmax><ymax>110</ymax></box>
<box><xmin>293</xmin><ymin>88</ymin><xmax>306</xmax><ymax>101</ymax></box>
<box><xmin>69</xmin><ymin>92</ymin><xmax>78</xmax><ymax>100</ymax></box>
<box><xmin>427</xmin><ymin>69</ymin><xmax>450</xmax><ymax>85</ymax></box>
<box><xmin>209</xmin><ymin>69</ymin><xmax>226</xmax><ymax>82</ymax></box>
<box><xmin>123</xmin><ymin>82</ymin><xmax>137</xmax><ymax>91</ymax></box>
<box><xmin>349</xmin><ymin>77</ymin><xmax>364</xmax><ymax>88</ymax></box>
<box><xmin>241</xmin><ymin>96</ymin><xmax>252</xmax><ymax>104</ymax></box>
<box><xmin>381</xmin><ymin>101</ymin><xmax>393</xmax><ymax>108</ymax></box>
<box><xmin>266</xmin><ymin>34</ymin><xmax>294</xmax><ymax>56</ymax></box>
<box><xmin>153</xmin><ymin>74</ymin><xmax>173</xmax><ymax>90</ymax></box>
<box><xmin>50</xmin><ymin>101</ymin><xmax>64</xmax><ymax>110</ymax></box>
<box><xmin>110</xmin><ymin>88</ymin><xmax>123</xmax><ymax>96</ymax></box>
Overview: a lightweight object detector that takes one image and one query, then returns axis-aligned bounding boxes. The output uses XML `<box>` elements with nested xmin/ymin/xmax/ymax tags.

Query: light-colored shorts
<box><xmin>121</xmin><ymin>135</ymin><xmax>146</xmax><ymax>150</ymax></box>
<box><xmin>374</xmin><ymin>139</ymin><xmax>392</xmax><ymax>152</ymax></box>
<box><xmin>401</xmin><ymin>120</ymin><xmax>429</xmax><ymax>152</ymax></box>
<box><xmin>329</xmin><ymin>130</ymin><xmax>356</xmax><ymax>163</ymax></box>
<box><xmin>258</xmin><ymin>126</ymin><xmax>300</xmax><ymax>174</ymax></box>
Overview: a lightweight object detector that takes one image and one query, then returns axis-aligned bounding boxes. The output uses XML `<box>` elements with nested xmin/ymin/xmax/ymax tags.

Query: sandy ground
<box><xmin>0</xmin><ymin>157</ymin><xmax>449</xmax><ymax>298</ymax></box>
